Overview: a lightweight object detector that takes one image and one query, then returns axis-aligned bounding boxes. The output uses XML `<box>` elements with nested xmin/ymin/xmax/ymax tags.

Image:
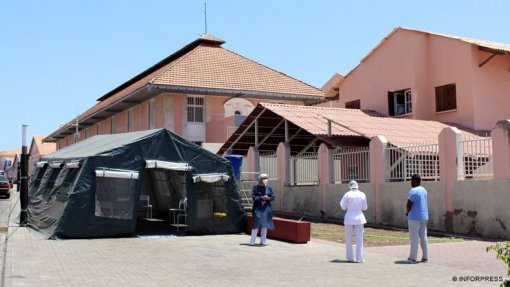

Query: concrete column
<box><xmin>318</xmin><ymin>143</ymin><xmax>333</xmax><ymax>215</ymax></box>
<box><xmin>492</xmin><ymin>120</ymin><xmax>510</xmax><ymax>180</ymax></box>
<box><xmin>276</xmin><ymin>142</ymin><xmax>290</xmax><ymax>211</ymax></box>
<box><xmin>438</xmin><ymin>127</ymin><xmax>462</xmax><ymax>213</ymax></box>
<box><xmin>246</xmin><ymin>146</ymin><xmax>260</xmax><ymax>181</ymax></box>
<box><xmin>369</xmin><ymin>135</ymin><xmax>388</xmax><ymax>223</ymax></box>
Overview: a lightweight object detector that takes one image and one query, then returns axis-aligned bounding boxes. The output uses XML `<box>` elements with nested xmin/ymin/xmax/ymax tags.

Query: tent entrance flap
<box><xmin>145</xmin><ymin>160</ymin><xmax>192</xmax><ymax>171</ymax></box>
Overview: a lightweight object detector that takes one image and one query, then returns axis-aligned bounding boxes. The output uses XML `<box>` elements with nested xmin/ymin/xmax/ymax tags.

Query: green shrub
<box><xmin>486</xmin><ymin>241</ymin><xmax>510</xmax><ymax>287</ymax></box>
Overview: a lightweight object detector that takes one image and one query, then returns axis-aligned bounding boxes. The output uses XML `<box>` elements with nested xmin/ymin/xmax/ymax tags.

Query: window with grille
<box><xmin>187</xmin><ymin>96</ymin><xmax>205</xmax><ymax>123</ymax></box>
<box><xmin>435</xmin><ymin>84</ymin><xmax>456</xmax><ymax>112</ymax></box>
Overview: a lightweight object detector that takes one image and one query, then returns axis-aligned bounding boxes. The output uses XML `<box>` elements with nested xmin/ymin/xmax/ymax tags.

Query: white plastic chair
<box><xmin>169</xmin><ymin>197</ymin><xmax>188</xmax><ymax>231</ymax></box>
<box><xmin>178</xmin><ymin>197</ymin><xmax>187</xmax><ymax>210</ymax></box>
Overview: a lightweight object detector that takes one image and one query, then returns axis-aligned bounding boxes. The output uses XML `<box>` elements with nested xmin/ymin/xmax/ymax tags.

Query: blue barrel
<box><xmin>225</xmin><ymin>155</ymin><xmax>243</xmax><ymax>181</ymax></box>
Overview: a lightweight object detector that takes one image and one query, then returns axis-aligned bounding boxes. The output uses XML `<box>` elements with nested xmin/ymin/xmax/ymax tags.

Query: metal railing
<box><xmin>289</xmin><ymin>152</ymin><xmax>319</xmax><ymax>185</ymax></box>
<box><xmin>259</xmin><ymin>152</ymin><xmax>277</xmax><ymax>179</ymax></box>
<box><xmin>225</xmin><ymin>125</ymin><xmax>237</xmax><ymax>140</ymax></box>
<box><xmin>332</xmin><ymin>146</ymin><xmax>370</xmax><ymax>183</ymax></box>
<box><xmin>459</xmin><ymin>135</ymin><xmax>493</xmax><ymax>180</ymax></box>
<box><xmin>386</xmin><ymin>141</ymin><xmax>440</xmax><ymax>181</ymax></box>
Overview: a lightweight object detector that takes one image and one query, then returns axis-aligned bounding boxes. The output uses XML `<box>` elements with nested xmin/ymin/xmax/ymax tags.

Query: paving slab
<box><xmin>1</xmin><ymin>191</ymin><xmax>508</xmax><ymax>287</ymax></box>
<box><xmin>2</xmin><ymin>229</ymin><xmax>507</xmax><ymax>286</ymax></box>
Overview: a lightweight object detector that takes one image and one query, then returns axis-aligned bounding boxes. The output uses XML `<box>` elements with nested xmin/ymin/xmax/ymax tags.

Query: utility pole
<box><xmin>20</xmin><ymin>125</ymin><xmax>28</xmax><ymax>226</ymax></box>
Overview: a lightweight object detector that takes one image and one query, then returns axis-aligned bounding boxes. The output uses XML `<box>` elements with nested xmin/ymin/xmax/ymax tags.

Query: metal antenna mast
<box><xmin>203</xmin><ymin>2</ymin><xmax>208</xmax><ymax>34</ymax></box>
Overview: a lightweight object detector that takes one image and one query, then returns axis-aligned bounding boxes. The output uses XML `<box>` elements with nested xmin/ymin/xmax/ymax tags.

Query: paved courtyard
<box><xmin>0</xmin><ymin>192</ymin><xmax>507</xmax><ymax>287</ymax></box>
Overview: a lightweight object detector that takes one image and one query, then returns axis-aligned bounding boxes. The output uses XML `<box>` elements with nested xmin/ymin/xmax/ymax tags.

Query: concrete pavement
<box><xmin>1</xmin><ymin>192</ymin><xmax>508</xmax><ymax>287</ymax></box>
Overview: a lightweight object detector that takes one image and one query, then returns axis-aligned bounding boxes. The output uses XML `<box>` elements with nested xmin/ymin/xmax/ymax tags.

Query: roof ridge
<box><xmin>221</xmin><ymin>47</ymin><xmax>323</xmax><ymax>94</ymax></box>
<box><xmin>399</xmin><ymin>26</ymin><xmax>510</xmax><ymax>47</ymax></box>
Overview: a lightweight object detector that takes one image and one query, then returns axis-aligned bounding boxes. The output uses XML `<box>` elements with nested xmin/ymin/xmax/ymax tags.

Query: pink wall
<box><xmin>472</xmin><ymin>48</ymin><xmax>510</xmax><ymax>130</ymax></box>
<box><xmin>173</xmin><ymin>95</ymin><xmax>184</xmax><ymax>135</ymax></box>
<box><xmin>427</xmin><ymin>35</ymin><xmax>475</xmax><ymax>128</ymax></box>
<box><xmin>139</xmin><ymin>102</ymin><xmax>149</xmax><ymax>130</ymax></box>
<box><xmin>207</xmin><ymin>96</ymin><xmax>235</xmax><ymax>142</ymax></box>
<box><xmin>329</xmin><ymin>28</ymin><xmax>510</xmax><ymax>131</ymax></box>
<box><xmin>155</xmin><ymin>95</ymin><xmax>165</xmax><ymax>129</ymax></box>
<box><xmin>114</xmin><ymin>111</ymin><xmax>128</xmax><ymax>134</ymax></box>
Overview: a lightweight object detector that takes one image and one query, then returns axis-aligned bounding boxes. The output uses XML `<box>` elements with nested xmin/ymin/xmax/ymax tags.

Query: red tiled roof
<box><xmin>46</xmin><ymin>35</ymin><xmax>324</xmax><ymax>142</ymax></box>
<box><xmin>32</xmin><ymin>136</ymin><xmax>56</xmax><ymax>155</ymax></box>
<box><xmin>0</xmin><ymin>148</ymin><xmax>21</xmax><ymax>157</ymax></box>
<box><xmin>260</xmin><ymin>103</ymin><xmax>477</xmax><ymax>144</ymax></box>
<box><xmin>150</xmin><ymin>44</ymin><xmax>323</xmax><ymax>96</ymax></box>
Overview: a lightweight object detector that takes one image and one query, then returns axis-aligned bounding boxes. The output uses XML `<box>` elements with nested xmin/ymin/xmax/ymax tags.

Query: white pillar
<box><xmin>369</xmin><ymin>135</ymin><xmax>388</xmax><ymax>223</ymax></box>
<box><xmin>318</xmin><ymin>143</ymin><xmax>333</xmax><ymax>214</ymax></box>
<box><xmin>439</xmin><ymin>127</ymin><xmax>462</xmax><ymax>213</ymax></box>
<box><xmin>492</xmin><ymin>120</ymin><xmax>510</xmax><ymax>180</ymax></box>
<box><xmin>276</xmin><ymin>142</ymin><xmax>290</xmax><ymax>211</ymax></box>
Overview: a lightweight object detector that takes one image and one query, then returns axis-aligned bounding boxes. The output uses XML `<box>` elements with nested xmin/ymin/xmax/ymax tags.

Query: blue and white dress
<box><xmin>251</xmin><ymin>185</ymin><xmax>275</xmax><ymax>230</ymax></box>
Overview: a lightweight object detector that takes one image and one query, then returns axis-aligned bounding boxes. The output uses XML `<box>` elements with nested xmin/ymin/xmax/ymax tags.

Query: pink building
<box><xmin>321</xmin><ymin>27</ymin><xmax>510</xmax><ymax>131</ymax></box>
<box><xmin>44</xmin><ymin>34</ymin><xmax>324</xmax><ymax>151</ymax></box>
<box><xmin>28</xmin><ymin>136</ymin><xmax>56</xmax><ymax>176</ymax></box>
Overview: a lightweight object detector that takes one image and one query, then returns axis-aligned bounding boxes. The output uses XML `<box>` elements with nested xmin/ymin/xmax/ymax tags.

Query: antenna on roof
<box><xmin>203</xmin><ymin>2</ymin><xmax>208</xmax><ymax>34</ymax></box>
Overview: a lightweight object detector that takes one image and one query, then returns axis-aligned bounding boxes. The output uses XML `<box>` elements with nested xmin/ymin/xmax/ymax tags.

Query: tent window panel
<box><xmin>29</xmin><ymin>166</ymin><xmax>48</xmax><ymax>193</ymax></box>
<box><xmin>34</xmin><ymin>168</ymin><xmax>62</xmax><ymax>199</ymax></box>
<box><xmin>194</xmin><ymin>182</ymin><xmax>228</xmax><ymax>220</ymax></box>
<box><xmin>95</xmin><ymin>177</ymin><xmax>136</xmax><ymax>220</ymax></box>
<box><xmin>52</xmin><ymin>167</ymin><xmax>79</xmax><ymax>202</ymax></box>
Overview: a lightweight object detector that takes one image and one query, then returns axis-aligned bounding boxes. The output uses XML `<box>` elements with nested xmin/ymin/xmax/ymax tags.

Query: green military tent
<box><xmin>28</xmin><ymin>129</ymin><xmax>246</xmax><ymax>239</ymax></box>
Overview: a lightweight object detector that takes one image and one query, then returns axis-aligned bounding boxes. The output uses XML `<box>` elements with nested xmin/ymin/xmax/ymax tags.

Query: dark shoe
<box><xmin>403</xmin><ymin>258</ymin><xmax>418</xmax><ymax>264</ymax></box>
<box><xmin>421</xmin><ymin>258</ymin><xmax>428</xmax><ymax>263</ymax></box>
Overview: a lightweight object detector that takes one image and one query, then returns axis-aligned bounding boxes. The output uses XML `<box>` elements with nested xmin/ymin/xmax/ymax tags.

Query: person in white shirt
<box><xmin>340</xmin><ymin>180</ymin><xmax>368</xmax><ymax>263</ymax></box>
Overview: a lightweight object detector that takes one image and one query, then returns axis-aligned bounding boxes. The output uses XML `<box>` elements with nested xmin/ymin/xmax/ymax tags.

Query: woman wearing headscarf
<box><xmin>248</xmin><ymin>173</ymin><xmax>275</xmax><ymax>246</ymax></box>
<box><xmin>340</xmin><ymin>180</ymin><xmax>368</xmax><ymax>263</ymax></box>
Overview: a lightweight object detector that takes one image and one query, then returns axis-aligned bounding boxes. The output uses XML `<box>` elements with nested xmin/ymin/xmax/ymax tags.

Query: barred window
<box><xmin>187</xmin><ymin>96</ymin><xmax>204</xmax><ymax>123</ymax></box>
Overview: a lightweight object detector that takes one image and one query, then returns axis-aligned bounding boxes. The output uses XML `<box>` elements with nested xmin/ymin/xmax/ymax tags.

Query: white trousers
<box><xmin>249</xmin><ymin>228</ymin><xmax>268</xmax><ymax>245</ymax></box>
<box><xmin>408</xmin><ymin>220</ymin><xmax>428</xmax><ymax>261</ymax></box>
<box><xmin>344</xmin><ymin>224</ymin><xmax>364</xmax><ymax>262</ymax></box>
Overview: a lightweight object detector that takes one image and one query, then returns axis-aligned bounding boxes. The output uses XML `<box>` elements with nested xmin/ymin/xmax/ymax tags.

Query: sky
<box><xmin>1</xmin><ymin>0</ymin><xmax>510</xmax><ymax>151</ymax></box>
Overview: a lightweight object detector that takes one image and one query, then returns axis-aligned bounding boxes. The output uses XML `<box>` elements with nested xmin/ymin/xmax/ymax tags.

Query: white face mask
<box><xmin>262</xmin><ymin>179</ymin><xmax>269</xmax><ymax>185</ymax></box>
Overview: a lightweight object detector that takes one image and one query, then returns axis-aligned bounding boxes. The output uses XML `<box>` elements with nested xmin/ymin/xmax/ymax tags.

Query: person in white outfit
<box><xmin>340</xmin><ymin>180</ymin><xmax>368</xmax><ymax>263</ymax></box>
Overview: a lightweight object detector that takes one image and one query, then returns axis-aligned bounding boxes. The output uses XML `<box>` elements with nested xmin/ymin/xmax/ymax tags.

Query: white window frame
<box><xmin>187</xmin><ymin>96</ymin><xmax>205</xmax><ymax>123</ymax></box>
<box><xmin>393</xmin><ymin>89</ymin><xmax>412</xmax><ymax>116</ymax></box>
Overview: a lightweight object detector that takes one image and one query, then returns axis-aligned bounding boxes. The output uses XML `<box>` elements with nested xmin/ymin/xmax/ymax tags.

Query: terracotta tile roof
<box><xmin>150</xmin><ymin>44</ymin><xmax>324</xmax><ymax>96</ymax></box>
<box><xmin>0</xmin><ymin>148</ymin><xmax>21</xmax><ymax>157</ymax></box>
<box><xmin>32</xmin><ymin>136</ymin><xmax>56</xmax><ymax>155</ymax></box>
<box><xmin>46</xmin><ymin>35</ymin><xmax>323</xmax><ymax>141</ymax></box>
<box><xmin>260</xmin><ymin>103</ymin><xmax>478</xmax><ymax>144</ymax></box>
